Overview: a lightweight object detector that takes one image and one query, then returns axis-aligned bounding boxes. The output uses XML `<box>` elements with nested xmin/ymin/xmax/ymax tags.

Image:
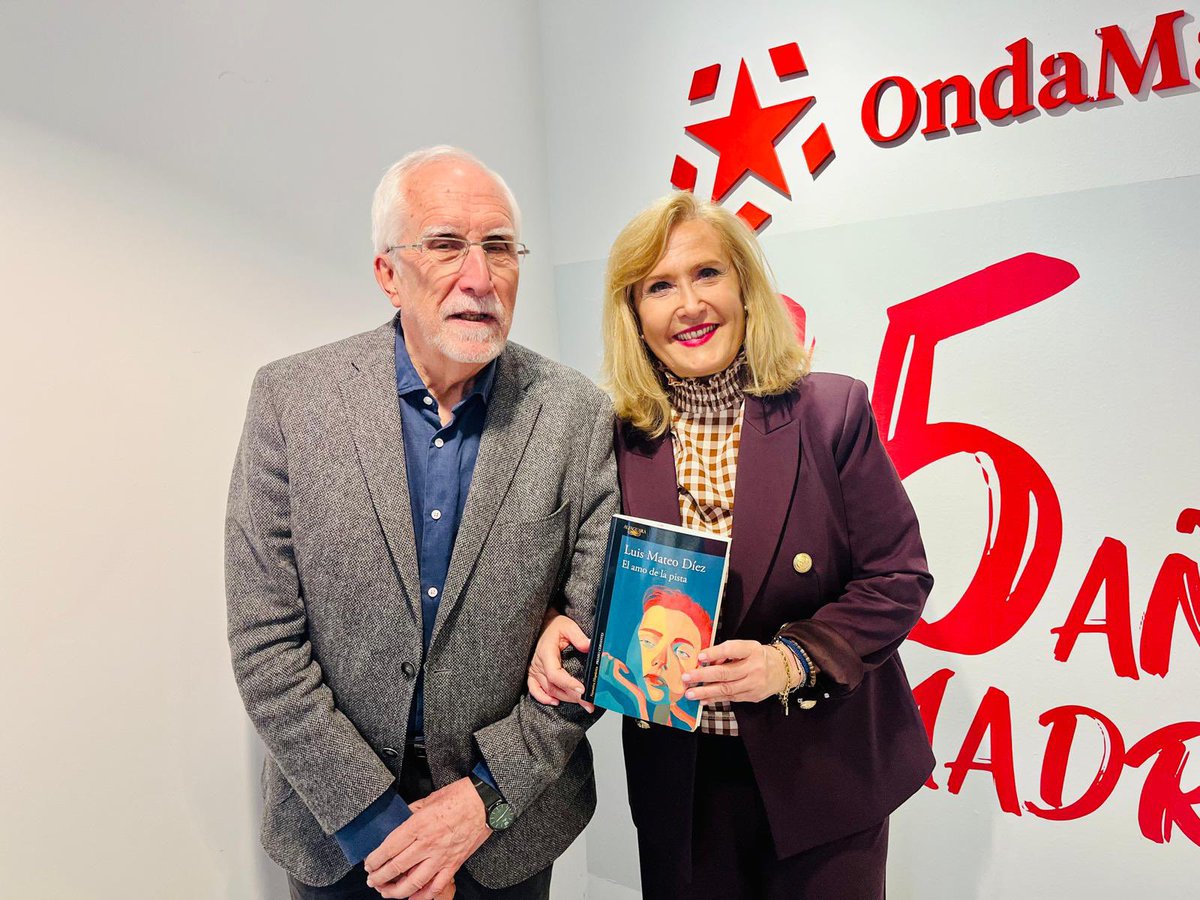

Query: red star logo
<box><xmin>685</xmin><ymin>60</ymin><xmax>813</xmax><ymax>202</ymax></box>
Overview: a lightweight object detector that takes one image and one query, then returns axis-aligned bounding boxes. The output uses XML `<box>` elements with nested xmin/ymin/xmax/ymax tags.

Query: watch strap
<box><xmin>470</xmin><ymin>773</ymin><xmax>513</xmax><ymax>831</ymax></box>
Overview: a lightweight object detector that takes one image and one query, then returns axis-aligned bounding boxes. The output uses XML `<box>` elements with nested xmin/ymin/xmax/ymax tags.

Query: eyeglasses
<box><xmin>387</xmin><ymin>237</ymin><xmax>530</xmax><ymax>269</ymax></box>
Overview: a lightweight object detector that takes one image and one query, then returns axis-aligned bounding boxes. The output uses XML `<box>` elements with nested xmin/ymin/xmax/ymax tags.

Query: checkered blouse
<box><xmin>664</xmin><ymin>354</ymin><xmax>746</xmax><ymax>736</ymax></box>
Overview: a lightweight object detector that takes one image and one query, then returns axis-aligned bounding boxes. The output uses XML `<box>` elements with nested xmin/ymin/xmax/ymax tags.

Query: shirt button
<box><xmin>427</xmin><ymin>586</ymin><xmax>438</xmax><ymax>598</ymax></box>
<box><xmin>434</xmin><ymin>438</ymin><xmax>445</xmax><ymax>448</ymax></box>
<box><xmin>431</xmin><ymin>509</ymin><xmax>442</xmax><ymax>520</ymax></box>
<box><xmin>423</xmin><ymin>395</ymin><xmax>433</xmax><ymax>406</ymax></box>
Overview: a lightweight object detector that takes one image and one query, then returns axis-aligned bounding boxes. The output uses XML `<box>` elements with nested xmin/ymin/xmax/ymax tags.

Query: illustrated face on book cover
<box><xmin>592</xmin><ymin>544</ymin><xmax>726</xmax><ymax>731</ymax></box>
<box><xmin>636</xmin><ymin>587</ymin><xmax>712</xmax><ymax>706</ymax></box>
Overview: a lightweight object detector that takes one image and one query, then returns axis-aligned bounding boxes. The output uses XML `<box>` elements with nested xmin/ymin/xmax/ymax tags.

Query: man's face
<box><xmin>638</xmin><ymin>605</ymin><xmax>703</xmax><ymax>704</ymax></box>
<box><xmin>376</xmin><ymin>158</ymin><xmax>518</xmax><ymax>371</ymax></box>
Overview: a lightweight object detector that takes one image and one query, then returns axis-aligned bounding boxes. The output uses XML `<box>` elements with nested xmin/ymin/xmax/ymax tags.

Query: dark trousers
<box><xmin>288</xmin><ymin>748</ymin><xmax>552</xmax><ymax>900</ymax></box>
<box><xmin>637</xmin><ymin>734</ymin><xmax>889</xmax><ymax>900</ymax></box>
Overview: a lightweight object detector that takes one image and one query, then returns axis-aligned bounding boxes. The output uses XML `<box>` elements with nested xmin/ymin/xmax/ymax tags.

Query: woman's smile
<box><xmin>673</xmin><ymin>323</ymin><xmax>719</xmax><ymax>346</ymax></box>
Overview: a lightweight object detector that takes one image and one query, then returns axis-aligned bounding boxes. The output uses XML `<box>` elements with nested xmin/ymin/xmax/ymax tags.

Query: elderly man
<box><xmin>226</xmin><ymin>146</ymin><xmax>616</xmax><ymax>900</ymax></box>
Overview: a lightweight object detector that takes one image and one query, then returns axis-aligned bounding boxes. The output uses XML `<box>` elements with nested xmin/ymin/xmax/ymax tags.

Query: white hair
<box><xmin>370</xmin><ymin>145</ymin><xmax>522</xmax><ymax>254</ymax></box>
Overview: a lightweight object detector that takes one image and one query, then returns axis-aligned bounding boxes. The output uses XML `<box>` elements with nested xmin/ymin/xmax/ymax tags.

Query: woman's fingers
<box><xmin>699</xmin><ymin>639</ymin><xmax>756</xmax><ymax>665</ymax></box>
<box><xmin>683</xmin><ymin>660</ymin><xmax>742</xmax><ymax>701</ymax></box>
<box><xmin>685</xmin><ymin>675</ymin><xmax>751</xmax><ymax>702</ymax></box>
<box><xmin>683</xmin><ymin>662</ymin><xmax>735</xmax><ymax>685</ymax></box>
<box><xmin>530</xmin><ymin>668</ymin><xmax>587</xmax><ymax>706</ymax></box>
<box><xmin>527</xmin><ymin>671</ymin><xmax>558</xmax><ymax>705</ymax></box>
<box><xmin>559</xmin><ymin>616</ymin><xmax>593</xmax><ymax>654</ymax></box>
<box><xmin>530</xmin><ymin>614</ymin><xmax>591</xmax><ymax>707</ymax></box>
<box><xmin>528</xmin><ymin>647</ymin><xmax>561</xmax><ymax>704</ymax></box>
<box><xmin>686</xmin><ymin>641</ymin><xmax>779</xmax><ymax>703</ymax></box>
<box><xmin>544</xmin><ymin>656</ymin><xmax>586</xmax><ymax>698</ymax></box>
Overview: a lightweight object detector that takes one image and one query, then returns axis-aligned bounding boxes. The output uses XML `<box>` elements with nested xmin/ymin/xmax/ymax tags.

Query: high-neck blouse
<box><xmin>663</xmin><ymin>353</ymin><xmax>747</xmax><ymax>736</ymax></box>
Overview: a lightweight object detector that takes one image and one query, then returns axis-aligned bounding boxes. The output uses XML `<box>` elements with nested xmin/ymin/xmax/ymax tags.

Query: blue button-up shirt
<box><xmin>396</xmin><ymin>326</ymin><xmax>495</xmax><ymax>738</ymax></box>
<box><xmin>335</xmin><ymin>322</ymin><xmax>499</xmax><ymax>864</ymax></box>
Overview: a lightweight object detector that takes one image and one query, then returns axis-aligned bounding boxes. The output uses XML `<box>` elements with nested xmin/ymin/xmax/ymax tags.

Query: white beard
<box><xmin>422</xmin><ymin>292</ymin><xmax>511</xmax><ymax>365</ymax></box>
<box><xmin>432</xmin><ymin>326</ymin><xmax>506</xmax><ymax>364</ymax></box>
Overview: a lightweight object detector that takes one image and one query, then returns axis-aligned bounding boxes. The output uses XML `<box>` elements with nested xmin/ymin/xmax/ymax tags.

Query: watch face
<box><xmin>488</xmin><ymin>801</ymin><xmax>516</xmax><ymax>831</ymax></box>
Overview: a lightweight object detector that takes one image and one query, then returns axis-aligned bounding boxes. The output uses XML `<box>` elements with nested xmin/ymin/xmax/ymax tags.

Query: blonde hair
<box><xmin>603</xmin><ymin>192</ymin><xmax>810</xmax><ymax>437</ymax></box>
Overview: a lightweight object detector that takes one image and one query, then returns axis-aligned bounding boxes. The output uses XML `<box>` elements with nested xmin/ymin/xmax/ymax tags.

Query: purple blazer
<box><xmin>617</xmin><ymin>373</ymin><xmax>934</xmax><ymax>872</ymax></box>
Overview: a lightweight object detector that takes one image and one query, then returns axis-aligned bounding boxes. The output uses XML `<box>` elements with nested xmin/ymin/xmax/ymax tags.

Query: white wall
<box><xmin>539</xmin><ymin>1</ymin><xmax>1200</xmax><ymax>897</ymax></box>
<box><xmin>0</xmin><ymin>3</ymin><xmax>571</xmax><ymax>897</ymax></box>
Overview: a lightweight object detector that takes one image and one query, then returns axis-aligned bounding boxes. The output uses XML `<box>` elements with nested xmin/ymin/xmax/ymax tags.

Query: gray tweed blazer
<box><xmin>225</xmin><ymin>317</ymin><xmax>617</xmax><ymax>888</ymax></box>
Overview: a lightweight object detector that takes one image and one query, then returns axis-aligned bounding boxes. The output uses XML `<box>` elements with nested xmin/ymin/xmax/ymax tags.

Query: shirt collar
<box><xmin>660</xmin><ymin>348</ymin><xmax>747</xmax><ymax>415</ymax></box>
<box><xmin>394</xmin><ymin>317</ymin><xmax>497</xmax><ymax>407</ymax></box>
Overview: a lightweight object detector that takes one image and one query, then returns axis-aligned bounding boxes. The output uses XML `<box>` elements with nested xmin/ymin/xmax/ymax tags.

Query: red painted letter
<box><xmin>912</xmin><ymin>668</ymin><xmax>956</xmax><ymax>788</ymax></box>
<box><xmin>1139</xmin><ymin>552</ymin><xmax>1200</xmax><ymax>678</ymax></box>
<box><xmin>921</xmin><ymin>75</ymin><xmax>977</xmax><ymax>136</ymax></box>
<box><xmin>862</xmin><ymin>76</ymin><xmax>920</xmax><ymax>144</ymax></box>
<box><xmin>1038</xmin><ymin>52</ymin><xmax>1092</xmax><ymax>109</ymax></box>
<box><xmin>1096</xmin><ymin>9</ymin><xmax>1190</xmax><ymax>101</ymax></box>
<box><xmin>1126</xmin><ymin>722</ymin><xmax>1200</xmax><ymax>845</ymax></box>
<box><xmin>945</xmin><ymin>687</ymin><xmax>1022</xmax><ymax>815</ymax></box>
<box><xmin>1051</xmin><ymin>537</ymin><xmax>1139</xmax><ymax>679</ymax></box>
<box><xmin>980</xmin><ymin>38</ymin><xmax>1035</xmax><ymax>121</ymax></box>
<box><xmin>873</xmin><ymin>254</ymin><xmax>1077</xmax><ymax>654</ymax></box>
<box><xmin>1026</xmin><ymin>705</ymin><xmax>1125</xmax><ymax>820</ymax></box>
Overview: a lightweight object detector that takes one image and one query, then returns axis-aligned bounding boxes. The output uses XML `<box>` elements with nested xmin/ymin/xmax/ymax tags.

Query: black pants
<box><xmin>288</xmin><ymin>865</ymin><xmax>550</xmax><ymax>900</ymax></box>
<box><xmin>288</xmin><ymin>749</ymin><xmax>552</xmax><ymax>900</ymax></box>
<box><xmin>637</xmin><ymin>734</ymin><xmax>889</xmax><ymax>900</ymax></box>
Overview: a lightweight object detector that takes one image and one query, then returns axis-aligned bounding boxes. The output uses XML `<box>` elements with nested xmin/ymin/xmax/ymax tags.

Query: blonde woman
<box><xmin>529</xmin><ymin>192</ymin><xmax>934</xmax><ymax>899</ymax></box>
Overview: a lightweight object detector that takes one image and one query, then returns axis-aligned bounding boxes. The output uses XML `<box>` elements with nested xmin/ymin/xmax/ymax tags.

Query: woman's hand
<box><xmin>681</xmin><ymin>639</ymin><xmax>792</xmax><ymax>704</ymax></box>
<box><xmin>527</xmin><ymin>610</ymin><xmax>595</xmax><ymax>712</ymax></box>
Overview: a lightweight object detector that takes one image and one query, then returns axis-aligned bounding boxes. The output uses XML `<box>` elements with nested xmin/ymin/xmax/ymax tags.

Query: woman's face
<box><xmin>633</xmin><ymin>219</ymin><xmax>745</xmax><ymax>379</ymax></box>
<box><xmin>638</xmin><ymin>605</ymin><xmax>703</xmax><ymax>703</ymax></box>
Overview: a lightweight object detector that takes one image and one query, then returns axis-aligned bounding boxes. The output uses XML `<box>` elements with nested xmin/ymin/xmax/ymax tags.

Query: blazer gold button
<box><xmin>637</xmin><ymin>719</ymin><xmax>650</xmax><ymax>729</ymax></box>
<box><xmin>793</xmin><ymin>553</ymin><xmax>813</xmax><ymax>574</ymax></box>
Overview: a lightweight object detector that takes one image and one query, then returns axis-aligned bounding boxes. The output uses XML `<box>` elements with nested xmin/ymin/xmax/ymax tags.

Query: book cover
<box><xmin>582</xmin><ymin>514</ymin><xmax>731</xmax><ymax>731</ymax></box>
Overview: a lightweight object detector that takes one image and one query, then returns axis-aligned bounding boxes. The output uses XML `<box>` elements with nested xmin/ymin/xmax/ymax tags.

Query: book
<box><xmin>582</xmin><ymin>514</ymin><xmax>732</xmax><ymax>731</ymax></box>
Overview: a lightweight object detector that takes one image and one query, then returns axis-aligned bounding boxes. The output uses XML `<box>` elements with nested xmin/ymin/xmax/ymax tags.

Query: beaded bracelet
<box><xmin>797</xmin><ymin>644</ymin><xmax>819</xmax><ymax>687</ymax></box>
<box><xmin>777</xmin><ymin>636</ymin><xmax>814</xmax><ymax>688</ymax></box>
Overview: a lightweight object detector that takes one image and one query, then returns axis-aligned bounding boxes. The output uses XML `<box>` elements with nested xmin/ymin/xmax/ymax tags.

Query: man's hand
<box><xmin>364</xmin><ymin>778</ymin><xmax>490</xmax><ymax>899</ymax></box>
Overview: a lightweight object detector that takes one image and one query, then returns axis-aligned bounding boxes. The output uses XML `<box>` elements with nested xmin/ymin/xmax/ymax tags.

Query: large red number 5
<box><xmin>872</xmin><ymin>254</ymin><xmax>1078</xmax><ymax>654</ymax></box>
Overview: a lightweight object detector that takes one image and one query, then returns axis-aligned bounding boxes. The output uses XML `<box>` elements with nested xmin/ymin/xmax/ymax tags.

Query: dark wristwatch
<box><xmin>470</xmin><ymin>774</ymin><xmax>515</xmax><ymax>832</ymax></box>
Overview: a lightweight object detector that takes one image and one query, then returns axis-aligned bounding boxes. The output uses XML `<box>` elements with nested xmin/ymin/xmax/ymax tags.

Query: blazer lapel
<box><xmin>616</xmin><ymin>424</ymin><xmax>681</xmax><ymax>526</ymax></box>
<box><xmin>617</xmin><ymin>400</ymin><xmax>800</xmax><ymax>635</ymax></box>
<box><xmin>727</xmin><ymin>392</ymin><xmax>801</xmax><ymax>634</ymax></box>
<box><xmin>339</xmin><ymin>321</ymin><xmax>422</xmax><ymax>619</ymax></box>
<box><xmin>431</xmin><ymin>349</ymin><xmax>541</xmax><ymax>648</ymax></box>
